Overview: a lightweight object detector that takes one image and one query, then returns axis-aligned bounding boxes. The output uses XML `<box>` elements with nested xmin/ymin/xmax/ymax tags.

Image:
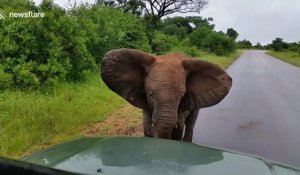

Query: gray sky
<box><xmin>200</xmin><ymin>0</ymin><xmax>300</xmax><ymax>44</ymax></box>
<box><xmin>34</xmin><ymin>0</ymin><xmax>300</xmax><ymax>45</ymax></box>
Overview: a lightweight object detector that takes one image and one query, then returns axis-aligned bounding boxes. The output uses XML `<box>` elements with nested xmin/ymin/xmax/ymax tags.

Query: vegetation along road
<box><xmin>193</xmin><ymin>50</ymin><xmax>300</xmax><ymax>168</ymax></box>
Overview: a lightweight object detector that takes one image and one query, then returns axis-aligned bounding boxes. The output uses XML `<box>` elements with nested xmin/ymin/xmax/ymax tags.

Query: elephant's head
<box><xmin>100</xmin><ymin>49</ymin><xmax>232</xmax><ymax>139</ymax></box>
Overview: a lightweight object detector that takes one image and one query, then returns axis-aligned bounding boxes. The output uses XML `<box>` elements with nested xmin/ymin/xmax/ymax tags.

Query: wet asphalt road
<box><xmin>193</xmin><ymin>51</ymin><xmax>300</xmax><ymax>168</ymax></box>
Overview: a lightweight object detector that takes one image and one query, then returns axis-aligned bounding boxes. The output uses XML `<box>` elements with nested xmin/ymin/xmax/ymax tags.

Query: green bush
<box><xmin>0</xmin><ymin>1</ymin><xmax>239</xmax><ymax>90</ymax></box>
<box><xmin>0</xmin><ymin>2</ymin><xmax>150</xmax><ymax>90</ymax></box>
<box><xmin>270</xmin><ymin>38</ymin><xmax>288</xmax><ymax>51</ymax></box>
<box><xmin>161</xmin><ymin>24</ymin><xmax>188</xmax><ymax>40</ymax></box>
<box><xmin>287</xmin><ymin>42</ymin><xmax>300</xmax><ymax>53</ymax></box>
<box><xmin>0</xmin><ymin>66</ymin><xmax>13</xmax><ymax>90</ymax></box>
<box><xmin>211</xmin><ymin>32</ymin><xmax>236</xmax><ymax>56</ymax></box>
<box><xmin>152</xmin><ymin>33</ymin><xmax>180</xmax><ymax>54</ymax></box>
<box><xmin>180</xmin><ymin>46</ymin><xmax>201</xmax><ymax>57</ymax></box>
<box><xmin>0</xmin><ymin>1</ymin><xmax>97</xmax><ymax>89</ymax></box>
<box><xmin>72</xmin><ymin>6</ymin><xmax>150</xmax><ymax>62</ymax></box>
<box><xmin>171</xmin><ymin>39</ymin><xmax>203</xmax><ymax>57</ymax></box>
<box><xmin>237</xmin><ymin>39</ymin><xmax>253</xmax><ymax>49</ymax></box>
<box><xmin>189</xmin><ymin>27</ymin><xmax>236</xmax><ymax>56</ymax></box>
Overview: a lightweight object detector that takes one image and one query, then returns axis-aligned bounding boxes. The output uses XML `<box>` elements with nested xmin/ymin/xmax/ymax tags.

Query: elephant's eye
<box><xmin>148</xmin><ymin>91</ymin><xmax>153</xmax><ymax>97</ymax></box>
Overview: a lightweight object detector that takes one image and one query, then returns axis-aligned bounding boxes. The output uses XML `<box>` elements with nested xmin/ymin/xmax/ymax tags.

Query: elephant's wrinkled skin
<box><xmin>100</xmin><ymin>49</ymin><xmax>232</xmax><ymax>142</ymax></box>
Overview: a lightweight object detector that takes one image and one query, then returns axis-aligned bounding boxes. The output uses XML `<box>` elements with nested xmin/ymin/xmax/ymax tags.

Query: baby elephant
<box><xmin>100</xmin><ymin>48</ymin><xmax>232</xmax><ymax>142</ymax></box>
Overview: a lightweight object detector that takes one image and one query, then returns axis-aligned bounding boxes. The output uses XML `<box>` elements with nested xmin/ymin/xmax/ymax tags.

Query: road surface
<box><xmin>193</xmin><ymin>51</ymin><xmax>300</xmax><ymax>168</ymax></box>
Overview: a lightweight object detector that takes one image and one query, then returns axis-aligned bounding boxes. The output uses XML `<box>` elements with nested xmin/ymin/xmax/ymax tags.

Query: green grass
<box><xmin>267</xmin><ymin>50</ymin><xmax>300</xmax><ymax>67</ymax></box>
<box><xmin>0</xmin><ymin>50</ymin><xmax>243</xmax><ymax>158</ymax></box>
<box><xmin>200</xmin><ymin>50</ymin><xmax>242</xmax><ymax>69</ymax></box>
<box><xmin>0</xmin><ymin>73</ymin><xmax>126</xmax><ymax>158</ymax></box>
<box><xmin>169</xmin><ymin>46</ymin><xmax>242</xmax><ymax>69</ymax></box>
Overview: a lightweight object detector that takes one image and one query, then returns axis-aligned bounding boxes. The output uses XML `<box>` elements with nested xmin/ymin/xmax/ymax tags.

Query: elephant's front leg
<box><xmin>143</xmin><ymin>110</ymin><xmax>154</xmax><ymax>137</ymax></box>
<box><xmin>183</xmin><ymin>109</ymin><xmax>199</xmax><ymax>142</ymax></box>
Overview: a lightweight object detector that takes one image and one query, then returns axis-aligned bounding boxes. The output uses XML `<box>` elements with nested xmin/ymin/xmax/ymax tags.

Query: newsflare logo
<box><xmin>0</xmin><ymin>10</ymin><xmax>6</xmax><ymax>20</ymax></box>
<box><xmin>0</xmin><ymin>9</ymin><xmax>45</xmax><ymax>19</ymax></box>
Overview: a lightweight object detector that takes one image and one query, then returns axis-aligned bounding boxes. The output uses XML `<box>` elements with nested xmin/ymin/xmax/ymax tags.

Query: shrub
<box><xmin>288</xmin><ymin>42</ymin><xmax>300</xmax><ymax>53</ymax></box>
<box><xmin>237</xmin><ymin>39</ymin><xmax>253</xmax><ymax>49</ymax></box>
<box><xmin>0</xmin><ymin>3</ymin><xmax>152</xmax><ymax>90</ymax></box>
<box><xmin>152</xmin><ymin>33</ymin><xmax>180</xmax><ymax>54</ymax></box>
<box><xmin>0</xmin><ymin>66</ymin><xmax>13</xmax><ymax>90</ymax></box>
<box><xmin>180</xmin><ymin>46</ymin><xmax>201</xmax><ymax>57</ymax></box>
<box><xmin>0</xmin><ymin>1</ymin><xmax>97</xmax><ymax>89</ymax></box>
<box><xmin>172</xmin><ymin>39</ymin><xmax>203</xmax><ymax>57</ymax></box>
<box><xmin>72</xmin><ymin>6</ymin><xmax>150</xmax><ymax>62</ymax></box>
<box><xmin>270</xmin><ymin>38</ymin><xmax>288</xmax><ymax>51</ymax></box>
<box><xmin>189</xmin><ymin>27</ymin><xmax>236</xmax><ymax>56</ymax></box>
<box><xmin>161</xmin><ymin>24</ymin><xmax>188</xmax><ymax>40</ymax></box>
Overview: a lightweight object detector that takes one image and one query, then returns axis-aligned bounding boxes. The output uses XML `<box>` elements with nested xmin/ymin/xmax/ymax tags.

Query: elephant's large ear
<box><xmin>100</xmin><ymin>48</ymin><xmax>155</xmax><ymax>109</ymax></box>
<box><xmin>181</xmin><ymin>59</ymin><xmax>232</xmax><ymax>110</ymax></box>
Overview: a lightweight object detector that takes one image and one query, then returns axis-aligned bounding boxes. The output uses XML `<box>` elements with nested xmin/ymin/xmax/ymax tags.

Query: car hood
<box><xmin>22</xmin><ymin>137</ymin><xmax>300</xmax><ymax>175</ymax></box>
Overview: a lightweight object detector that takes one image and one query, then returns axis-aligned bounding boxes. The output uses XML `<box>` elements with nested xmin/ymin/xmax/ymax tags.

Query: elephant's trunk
<box><xmin>151</xmin><ymin>88</ymin><xmax>182</xmax><ymax>139</ymax></box>
<box><xmin>154</xmin><ymin>114</ymin><xmax>177</xmax><ymax>139</ymax></box>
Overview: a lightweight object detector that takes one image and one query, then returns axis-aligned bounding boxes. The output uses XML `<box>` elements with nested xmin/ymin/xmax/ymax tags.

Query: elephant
<box><xmin>100</xmin><ymin>48</ymin><xmax>232</xmax><ymax>142</ymax></box>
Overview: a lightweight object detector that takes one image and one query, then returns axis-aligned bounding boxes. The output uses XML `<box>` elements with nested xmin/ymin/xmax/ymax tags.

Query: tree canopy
<box><xmin>96</xmin><ymin>0</ymin><xmax>208</xmax><ymax>18</ymax></box>
<box><xmin>0</xmin><ymin>0</ymin><xmax>241</xmax><ymax>91</ymax></box>
<box><xmin>226</xmin><ymin>28</ymin><xmax>238</xmax><ymax>40</ymax></box>
<box><xmin>237</xmin><ymin>39</ymin><xmax>253</xmax><ymax>49</ymax></box>
<box><xmin>140</xmin><ymin>0</ymin><xmax>208</xmax><ymax>19</ymax></box>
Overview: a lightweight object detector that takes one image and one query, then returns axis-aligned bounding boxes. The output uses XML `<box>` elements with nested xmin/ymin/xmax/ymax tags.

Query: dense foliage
<box><xmin>266</xmin><ymin>38</ymin><xmax>300</xmax><ymax>53</ymax></box>
<box><xmin>154</xmin><ymin>16</ymin><xmax>237</xmax><ymax>56</ymax></box>
<box><xmin>237</xmin><ymin>37</ymin><xmax>300</xmax><ymax>53</ymax></box>
<box><xmin>226</xmin><ymin>28</ymin><xmax>238</xmax><ymax>40</ymax></box>
<box><xmin>237</xmin><ymin>39</ymin><xmax>253</xmax><ymax>49</ymax></box>
<box><xmin>0</xmin><ymin>0</ymin><xmax>149</xmax><ymax>90</ymax></box>
<box><xmin>0</xmin><ymin>0</ymin><xmax>239</xmax><ymax>90</ymax></box>
<box><xmin>189</xmin><ymin>27</ymin><xmax>236</xmax><ymax>56</ymax></box>
<box><xmin>96</xmin><ymin>0</ymin><xmax>208</xmax><ymax>19</ymax></box>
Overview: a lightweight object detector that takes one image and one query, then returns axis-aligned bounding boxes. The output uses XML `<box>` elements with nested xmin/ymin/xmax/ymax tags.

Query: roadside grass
<box><xmin>169</xmin><ymin>47</ymin><xmax>242</xmax><ymax>69</ymax></box>
<box><xmin>267</xmin><ymin>50</ymin><xmax>300</xmax><ymax>67</ymax></box>
<box><xmin>0</xmin><ymin>73</ymin><xmax>126</xmax><ymax>158</ymax></box>
<box><xmin>200</xmin><ymin>50</ymin><xmax>242</xmax><ymax>69</ymax></box>
<box><xmin>0</xmin><ymin>50</ymin><xmax>243</xmax><ymax>158</ymax></box>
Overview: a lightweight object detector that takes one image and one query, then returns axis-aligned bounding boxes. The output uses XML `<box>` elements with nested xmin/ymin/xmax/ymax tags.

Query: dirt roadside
<box><xmin>82</xmin><ymin>104</ymin><xmax>144</xmax><ymax>137</ymax></box>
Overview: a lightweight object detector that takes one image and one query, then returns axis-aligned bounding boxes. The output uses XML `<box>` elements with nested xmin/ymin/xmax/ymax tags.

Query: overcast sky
<box><xmin>34</xmin><ymin>0</ymin><xmax>300</xmax><ymax>45</ymax></box>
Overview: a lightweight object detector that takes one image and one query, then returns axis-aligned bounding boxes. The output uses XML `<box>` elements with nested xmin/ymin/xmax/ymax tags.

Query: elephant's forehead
<box><xmin>155</xmin><ymin>53</ymin><xmax>187</xmax><ymax>67</ymax></box>
<box><xmin>148</xmin><ymin>54</ymin><xmax>187</xmax><ymax>91</ymax></box>
<box><xmin>156</xmin><ymin>53</ymin><xmax>187</xmax><ymax>61</ymax></box>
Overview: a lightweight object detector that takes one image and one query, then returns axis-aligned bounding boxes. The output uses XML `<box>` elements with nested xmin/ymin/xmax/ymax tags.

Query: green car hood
<box><xmin>22</xmin><ymin>137</ymin><xmax>300</xmax><ymax>175</ymax></box>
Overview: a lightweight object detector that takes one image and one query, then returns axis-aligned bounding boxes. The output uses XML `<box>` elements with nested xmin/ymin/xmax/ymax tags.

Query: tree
<box><xmin>161</xmin><ymin>24</ymin><xmax>188</xmax><ymax>39</ymax></box>
<box><xmin>95</xmin><ymin>0</ymin><xmax>116</xmax><ymax>6</ymax></box>
<box><xmin>152</xmin><ymin>32</ymin><xmax>180</xmax><ymax>54</ymax></box>
<box><xmin>189</xmin><ymin>27</ymin><xmax>236</xmax><ymax>56</ymax></box>
<box><xmin>162</xmin><ymin>16</ymin><xmax>214</xmax><ymax>33</ymax></box>
<box><xmin>189</xmin><ymin>16</ymin><xmax>214</xmax><ymax>30</ymax></box>
<box><xmin>287</xmin><ymin>42</ymin><xmax>300</xmax><ymax>52</ymax></box>
<box><xmin>237</xmin><ymin>39</ymin><xmax>252</xmax><ymax>49</ymax></box>
<box><xmin>96</xmin><ymin>0</ymin><xmax>144</xmax><ymax>15</ymax></box>
<box><xmin>162</xmin><ymin>17</ymin><xmax>194</xmax><ymax>33</ymax></box>
<box><xmin>114</xmin><ymin>0</ymin><xmax>208</xmax><ymax>52</ymax></box>
<box><xmin>270</xmin><ymin>38</ymin><xmax>288</xmax><ymax>51</ymax></box>
<box><xmin>226</xmin><ymin>28</ymin><xmax>238</xmax><ymax>40</ymax></box>
<box><xmin>254</xmin><ymin>42</ymin><xmax>263</xmax><ymax>49</ymax></box>
<box><xmin>96</xmin><ymin>0</ymin><xmax>208</xmax><ymax>19</ymax></box>
<box><xmin>139</xmin><ymin>0</ymin><xmax>208</xmax><ymax>19</ymax></box>
<box><xmin>121</xmin><ymin>0</ymin><xmax>144</xmax><ymax>15</ymax></box>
